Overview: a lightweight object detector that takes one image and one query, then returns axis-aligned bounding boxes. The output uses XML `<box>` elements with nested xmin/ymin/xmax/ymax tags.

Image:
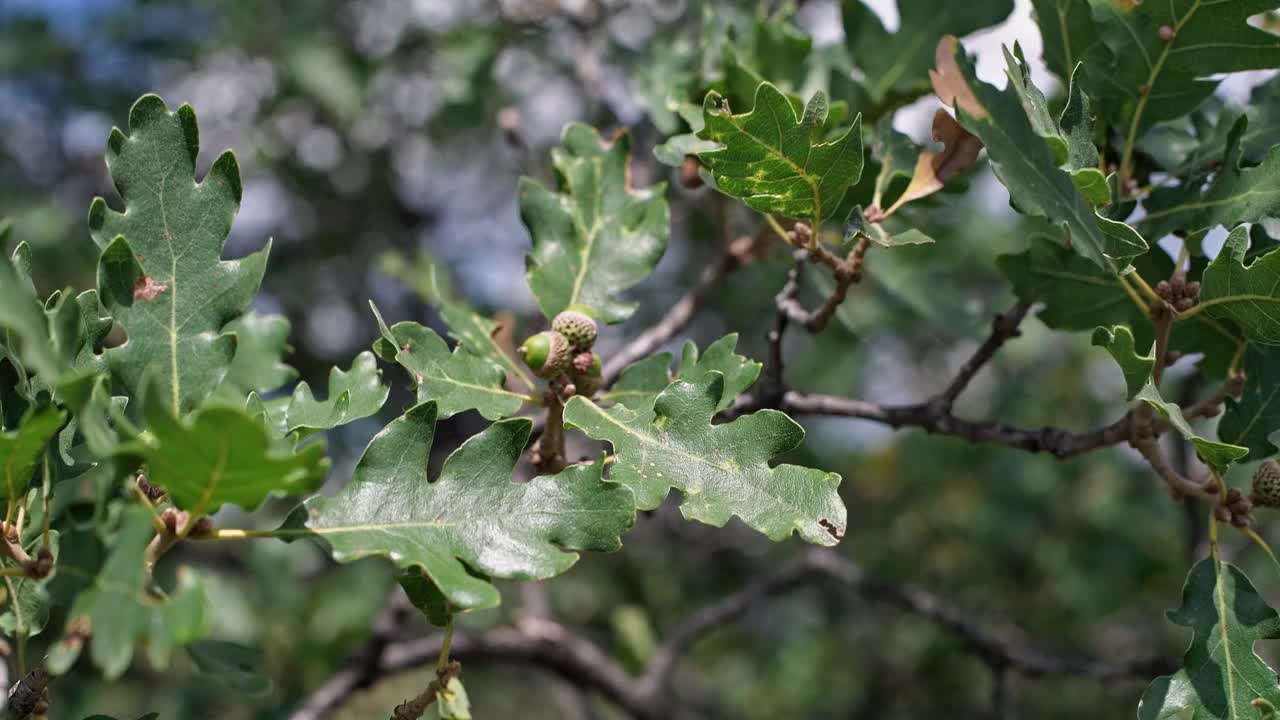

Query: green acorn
<box><xmin>1253</xmin><ymin>460</ymin><xmax>1280</xmax><ymax>508</ymax></box>
<box><xmin>570</xmin><ymin>352</ymin><xmax>602</xmax><ymax>397</ymax></box>
<box><xmin>518</xmin><ymin>330</ymin><xmax>572</xmax><ymax>378</ymax></box>
<box><xmin>552</xmin><ymin>305</ymin><xmax>598</xmax><ymax>352</ymax></box>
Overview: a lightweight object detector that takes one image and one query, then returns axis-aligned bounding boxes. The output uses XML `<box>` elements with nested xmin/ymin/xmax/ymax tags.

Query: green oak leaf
<box><xmin>1091</xmin><ymin>0</ymin><xmax>1280</xmax><ymax>135</ymax></box>
<box><xmin>1138</xmin><ymin>558</ymin><xmax>1280</xmax><ymax>719</ymax></box>
<box><xmin>215</xmin><ymin>312</ymin><xmax>296</xmax><ymax>400</ymax></box>
<box><xmin>869</xmin><ymin>116</ymin><xmax>918</xmax><ymax>213</ymax></box>
<box><xmin>1137</xmin><ymin>381</ymin><xmax>1248</xmax><ymax>476</ymax></box>
<box><xmin>1219</xmin><ymin>345</ymin><xmax>1280</xmax><ymax>460</ymax></box>
<box><xmin>48</xmin><ymin>507</ymin><xmax>208</xmax><ymax>679</ymax></box>
<box><xmin>0</xmin><ymin>238</ymin><xmax>65</xmax><ymax>383</ymax></box>
<box><xmin>285</xmin><ymin>351</ymin><xmax>389</xmax><ymax>435</ymax></box>
<box><xmin>1030</xmin><ymin>0</ymin><xmax>1108</xmax><ymax>83</ymax></box>
<box><xmin>565</xmin><ymin>373</ymin><xmax>845</xmax><ymax>546</ymax></box>
<box><xmin>378</xmin><ymin>254</ymin><xmax>535</xmax><ymax>391</ymax></box>
<box><xmin>48</xmin><ymin>288</ymin><xmax>112</xmax><ymax>376</ymax></box>
<box><xmin>841</xmin><ymin>0</ymin><xmax>1013</xmax><ymax>104</ymax></box>
<box><xmin>998</xmin><ymin>237</ymin><xmax>1151</xmax><ymax>343</ymax></box>
<box><xmin>437</xmin><ymin>304</ymin><xmax>534</xmax><ymax>392</ymax></box>
<box><xmin>935</xmin><ymin>37</ymin><xmax>1147</xmax><ymax>272</ymax></box>
<box><xmin>999</xmin><ymin>237</ymin><xmax>1243</xmax><ymax>377</ymax></box>
<box><xmin>1153</xmin><ymin>76</ymin><xmax>1280</xmax><ymax>175</ymax></box>
<box><xmin>696</xmin><ymin>83</ymin><xmax>863</xmax><ymax>229</ymax></box>
<box><xmin>522</xmin><ymin>123</ymin><xmax>670</xmax><ymax>325</ymax></box>
<box><xmin>598</xmin><ymin>335</ymin><xmax>762</xmax><ymax>415</ymax></box>
<box><xmin>601</xmin><ymin>353</ymin><xmax>673</xmax><ymax>411</ymax></box>
<box><xmin>845</xmin><ymin>206</ymin><xmax>937</xmax><ymax>248</ymax></box>
<box><xmin>124</xmin><ymin>385</ymin><xmax>330</xmax><ymax>517</ymax></box>
<box><xmin>399</xmin><ymin>570</ymin><xmax>454</xmax><ymax>627</ymax></box>
<box><xmin>1091</xmin><ymin>325</ymin><xmax>1153</xmax><ymax>400</ymax></box>
<box><xmin>0</xmin><ymin>408</ymin><xmax>65</xmax><ymax>507</ymax></box>
<box><xmin>1058</xmin><ymin>65</ymin><xmax>1108</xmax><ymax>207</ymax></box>
<box><xmin>1200</xmin><ymin>225</ymin><xmax>1280</xmax><ymax>345</ymax></box>
<box><xmin>654</xmin><ymin>130</ymin><xmax>721</xmax><ymax>169</ymax></box>
<box><xmin>1142</xmin><ymin>117</ymin><xmax>1280</xmax><ymax>240</ymax></box>
<box><xmin>374</xmin><ymin>320</ymin><xmax>527</xmax><ymax>421</ymax></box>
<box><xmin>677</xmin><ymin>335</ymin><xmax>762</xmax><ymax>413</ymax></box>
<box><xmin>1003</xmin><ymin>45</ymin><xmax>1067</xmax><ymax>164</ymax></box>
<box><xmin>90</xmin><ymin>94</ymin><xmax>269</xmax><ymax>415</ymax></box>
<box><xmin>302</xmin><ymin>402</ymin><xmax>635</xmax><ymax>611</ymax></box>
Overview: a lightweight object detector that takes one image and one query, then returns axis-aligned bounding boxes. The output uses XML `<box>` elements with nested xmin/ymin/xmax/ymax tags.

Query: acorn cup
<box><xmin>518</xmin><ymin>330</ymin><xmax>572</xmax><ymax>379</ymax></box>
<box><xmin>1252</xmin><ymin>460</ymin><xmax>1280</xmax><ymax>508</ymax></box>
<box><xmin>552</xmin><ymin>305</ymin><xmax>599</xmax><ymax>352</ymax></box>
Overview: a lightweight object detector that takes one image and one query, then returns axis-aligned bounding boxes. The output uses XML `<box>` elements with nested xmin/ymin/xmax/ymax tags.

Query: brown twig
<box><xmin>775</xmin><ymin>236</ymin><xmax>872</xmax><ymax>333</ymax></box>
<box><xmin>937</xmin><ymin>302</ymin><xmax>1031</xmax><ymax>408</ymax></box>
<box><xmin>766</xmin><ymin>260</ymin><xmax>802</xmax><ymax>404</ymax></box>
<box><xmin>736</xmin><ymin>300</ymin><xmax>1135</xmax><ymax>458</ymax></box>
<box><xmin>727</xmin><ymin>391</ymin><xmax>1133</xmax><ymax>459</ymax></box>
<box><xmin>602</xmin><ymin>248</ymin><xmax>746</xmax><ymax>388</ymax></box>
<box><xmin>390</xmin><ymin>661</ymin><xmax>461</xmax><ymax>720</ymax></box>
<box><xmin>532</xmin><ymin>391</ymin><xmax>567</xmax><ymax>474</ymax></box>
<box><xmin>290</xmin><ymin>552</ymin><xmax>1170</xmax><ymax>720</ymax></box>
<box><xmin>287</xmin><ymin>595</ymin><xmax>413</xmax><ymax>720</ymax></box>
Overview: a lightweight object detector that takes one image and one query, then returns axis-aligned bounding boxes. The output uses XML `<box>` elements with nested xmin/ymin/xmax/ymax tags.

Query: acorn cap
<box><xmin>1253</xmin><ymin>460</ymin><xmax>1280</xmax><ymax>508</ymax></box>
<box><xmin>552</xmin><ymin>308</ymin><xmax>599</xmax><ymax>352</ymax></box>
<box><xmin>518</xmin><ymin>330</ymin><xmax>572</xmax><ymax>378</ymax></box>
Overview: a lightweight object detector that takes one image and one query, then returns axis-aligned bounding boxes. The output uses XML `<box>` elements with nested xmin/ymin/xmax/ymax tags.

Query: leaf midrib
<box><xmin>572</xmin><ymin>398</ymin><xmax>815</xmax><ymax>518</ymax></box>
<box><xmin>157</xmin><ymin>168</ymin><xmax>182</xmax><ymax>415</ymax></box>
<box><xmin>714</xmin><ymin>101</ymin><xmax>823</xmax><ymax>225</ymax></box>
<box><xmin>1214</xmin><ymin>558</ymin><xmax>1241</xmax><ymax>718</ymax></box>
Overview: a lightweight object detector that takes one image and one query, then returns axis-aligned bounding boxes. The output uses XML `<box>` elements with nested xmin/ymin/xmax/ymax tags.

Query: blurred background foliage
<box><xmin>0</xmin><ymin>0</ymin><xmax>1269</xmax><ymax>718</ymax></box>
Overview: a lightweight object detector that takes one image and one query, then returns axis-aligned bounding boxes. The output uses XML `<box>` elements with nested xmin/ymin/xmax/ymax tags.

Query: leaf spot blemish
<box><xmin>133</xmin><ymin>275</ymin><xmax>170</xmax><ymax>301</ymax></box>
<box><xmin>819</xmin><ymin>518</ymin><xmax>844</xmax><ymax>540</ymax></box>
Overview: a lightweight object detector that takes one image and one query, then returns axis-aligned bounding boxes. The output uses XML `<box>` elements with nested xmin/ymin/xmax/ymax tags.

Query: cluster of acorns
<box><xmin>518</xmin><ymin>305</ymin><xmax>602</xmax><ymax>397</ymax></box>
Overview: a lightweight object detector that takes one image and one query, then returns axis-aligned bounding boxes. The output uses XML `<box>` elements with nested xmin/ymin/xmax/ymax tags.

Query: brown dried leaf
<box><xmin>882</xmin><ymin>110</ymin><xmax>983</xmax><ymax>215</ymax></box>
<box><xmin>929</xmin><ymin>35</ymin><xmax>986</xmax><ymax>120</ymax></box>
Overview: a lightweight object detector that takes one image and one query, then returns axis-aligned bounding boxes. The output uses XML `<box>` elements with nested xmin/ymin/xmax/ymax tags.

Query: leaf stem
<box><xmin>1116</xmin><ymin>274</ymin><xmax>1150</xmax><ymax>317</ymax></box>
<box><xmin>39</xmin><ymin>453</ymin><xmax>51</xmax><ymax>551</ymax></box>
<box><xmin>1241</xmin><ymin>526</ymin><xmax>1280</xmax><ymax>578</ymax></box>
<box><xmin>1128</xmin><ymin>271</ymin><xmax>1161</xmax><ymax>305</ymax></box>
<box><xmin>1117</xmin><ymin>1</ymin><xmax>1203</xmax><ymax>184</ymax></box>
<box><xmin>1151</xmin><ymin>311</ymin><xmax>1173</xmax><ymax>386</ymax></box>
<box><xmin>437</xmin><ymin>618</ymin><xmax>454</xmax><ymax>673</ymax></box>
<box><xmin>0</xmin><ymin>566</ymin><xmax>31</xmax><ymax>577</ymax></box>
<box><xmin>1209</xmin><ymin>506</ymin><xmax>1220</xmax><ymax>559</ymax></box>
<box><xmin>764</xmin><ymin>214</ymin><xmax>791</xmax><ymax>245</ymax></box>
<box><xmin>1177</xmin><ymin>294</ymin><xmax>1280</xmax><ymax>321</ymax></box>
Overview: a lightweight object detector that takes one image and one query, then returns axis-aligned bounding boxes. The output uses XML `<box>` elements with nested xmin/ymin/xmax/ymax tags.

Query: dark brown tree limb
<box><xmin>290</xmin><ymin>552</ymin><xmax>1170</xmax><ymax>720</ymax></box>
<box><xmin>390</xmin><ymin>661</ymin><xmax>461</xmax><ymax>720</ymax></box>
<box><xmin>287</xmin><ymin>595</ymin><xmax>413</xmax><ymax>720</ymax></box>
<box><xmin>938</xmin><ymin>302</ymin><xmax>1031</xmax><ymax>407</ymax></box>
<box><xmin>736</xmin><ymin>299</ymin><xmax>1134</xmax><ymax>458</ymax></box>
<box><xmin>730</xmin><ymin>391</ymin><xmax>1134</xmax><ymax>459</ymax></box>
